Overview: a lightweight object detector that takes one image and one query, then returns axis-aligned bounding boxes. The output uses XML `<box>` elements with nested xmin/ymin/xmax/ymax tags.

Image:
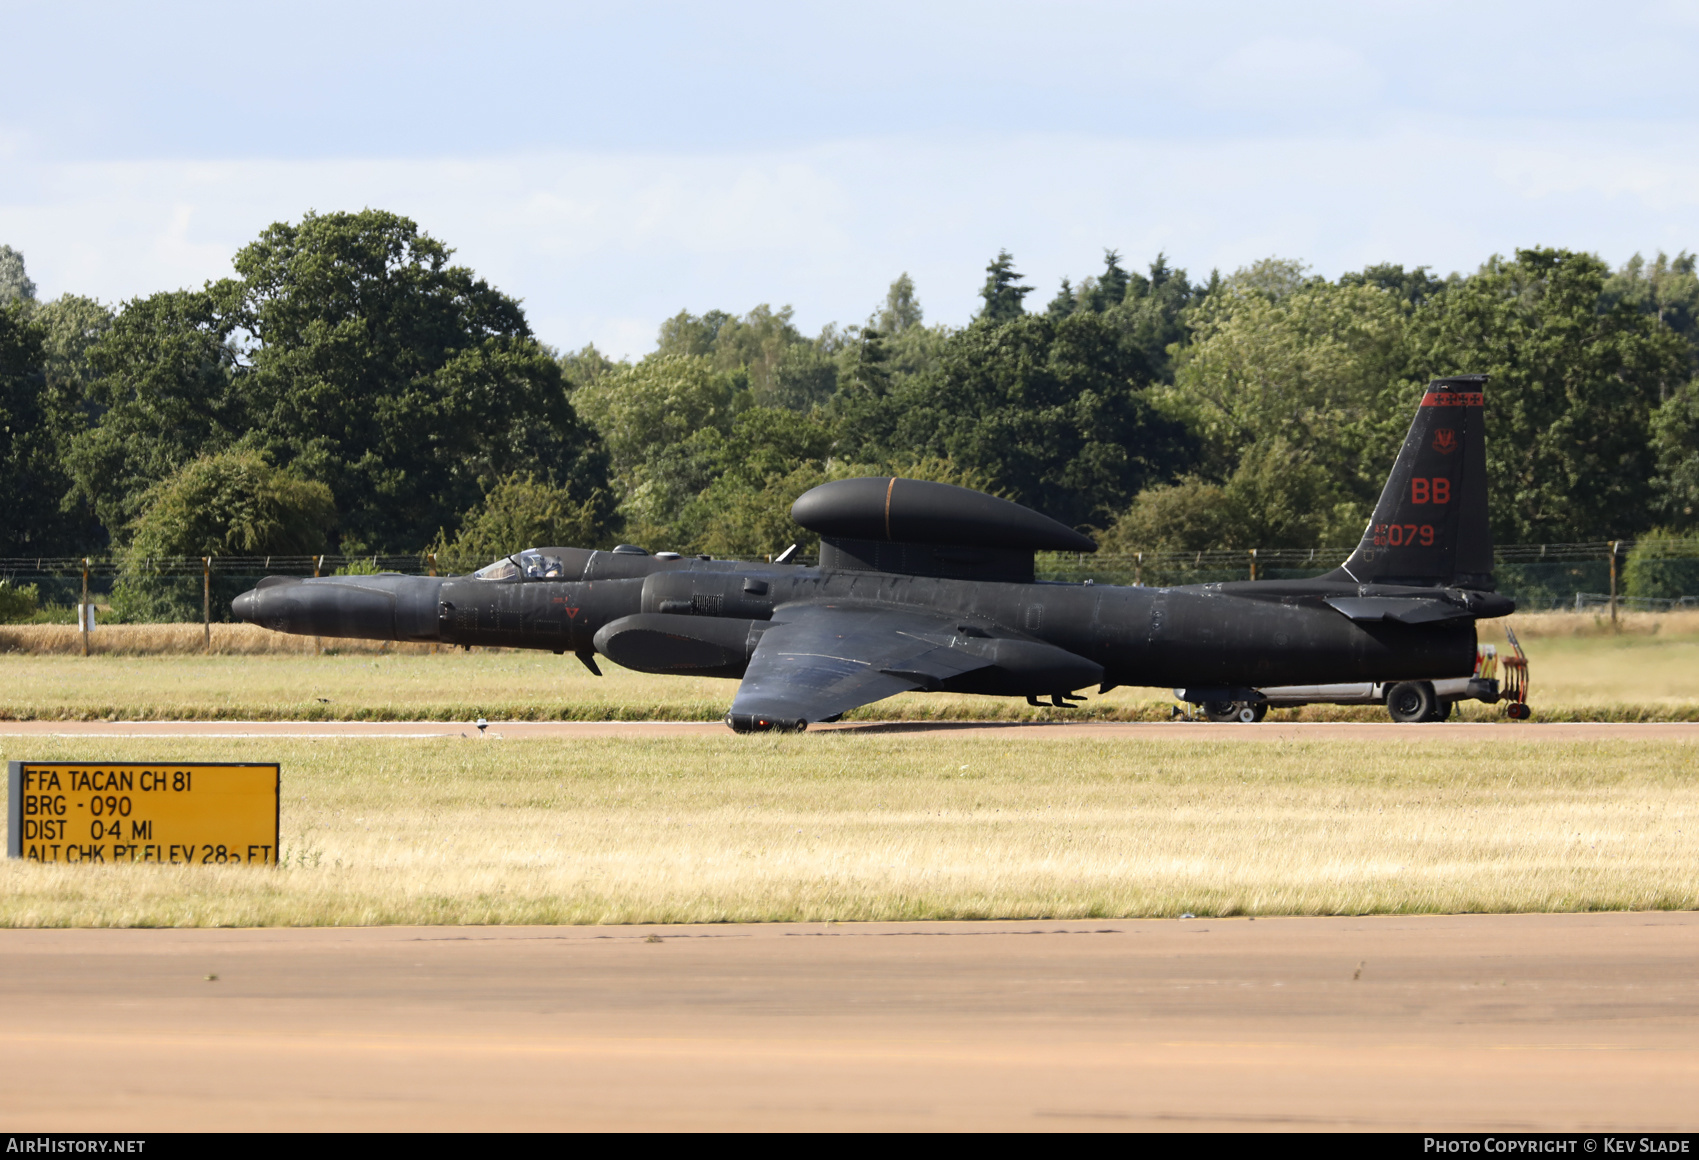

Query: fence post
<box><xmin>1249</xmin><ymin>548</ymin><xmax>1258</xmax><ymax>582</ymax></box>
<box><xmin>1609</xmin><ymin>540</ymin><xmax>1621</xmax><ymax>626</ymax></box>
<box><xmin>80</xmin><ymin>557</ymin><xmax>90</xmax><ymax>657</ymax></box>
<box><xmin>1135</xmin><ymin>551</ymin><xmax>1142</xmax><ymax>588</ymax></box>
<box><xmin>203</xmin><ymin>556</ymin><xmax>212</xmax><ymax>653</ymax></box>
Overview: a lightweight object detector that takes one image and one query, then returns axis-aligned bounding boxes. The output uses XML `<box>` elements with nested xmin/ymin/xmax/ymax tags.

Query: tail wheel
<box><xmin>1203</xmin><ymin>701</ymin><xmax>1240</xmax><ymax>723</ymax></box>
<box><xmin>1386</xmin><ymin>681</ymin><xmax>1436</xmax><ymax>723</ymax></box>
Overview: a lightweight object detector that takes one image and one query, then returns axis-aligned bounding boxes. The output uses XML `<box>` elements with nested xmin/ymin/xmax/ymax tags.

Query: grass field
<box><xmin>0</xmin><ymin>734</ymin><xmax>1694</xmax><ymax>926</ymax></box>
<box><xmin>1</xmin><ymin>611</ymin><xmax>1696</xmax><ymax>722</ymax></box>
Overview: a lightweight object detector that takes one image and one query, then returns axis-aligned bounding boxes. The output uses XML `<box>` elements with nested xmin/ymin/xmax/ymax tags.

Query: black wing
<box><xmin>725</xmin><ymin>604</ymin><xmax>994</xmax><ymax>731</ymax></box>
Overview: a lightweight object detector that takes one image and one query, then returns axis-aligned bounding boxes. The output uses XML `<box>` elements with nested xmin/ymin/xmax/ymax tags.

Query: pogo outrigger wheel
<box><xmin>1501</xmin><ymin>624</ymin><xmax>1531</xmax><ymax>719</ymax></box>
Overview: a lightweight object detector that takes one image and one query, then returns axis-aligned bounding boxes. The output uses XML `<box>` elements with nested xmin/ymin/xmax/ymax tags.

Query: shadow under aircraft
<box><xmin>234</xmin><ymin>375</ymin><xmax>1520</xmax><ymax>730</ymax></box>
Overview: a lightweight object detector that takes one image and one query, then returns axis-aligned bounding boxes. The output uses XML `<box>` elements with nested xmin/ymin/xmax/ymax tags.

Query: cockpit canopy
<box><xmin>471</xmin><ymin>549</ymin><xmax>568</xmax><ymax>581</ymax></box>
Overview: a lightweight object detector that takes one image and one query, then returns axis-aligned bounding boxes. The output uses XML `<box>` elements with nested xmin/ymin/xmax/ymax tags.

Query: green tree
<box><xmin>0</xmin><ymin>245</ymin><xmax>34</xmax><ymax>305</ymax></box>
<box><xmin>1103</xmin><ymin>253</ymin><xmax>1210</xmax><ymax>384</ymax></box>
<box><xmin>765</xmin><ymin>342</ymin><xmax>838</xmax><ymax>410</ymax></box>
<box><xmin>572</xmin><ymin>353</ymin><xmax>740</xmax><ymax>477</ymax></box>
<box><xmin>73</xmin><ymin>211</ymin><xmax>614</xmax><ymax>553</ymax></box>
<box><xmin>0</xmin><ymin>580</ymin><xmax>40</xmax><ymax>623</ymax></box>
<box><xmin>1651</xmin><ymin>379</ymin><xmax>1699</xmax><ymax>530</ymax></box>
<box><xmin>1339</xmin><ymin>263</ymin><xmax>1449</xmax><ymax>309</ymax></box>
<box><xmin>842</xmin><ymin>327</ymin><xmax>892</xmax><ymax>399</ymax></box>
<box><xmin>231</xmin><ymin>210</ymin><xmax>609</xmax><ymax>550</ymax></box>
<box><xmin>115</xmin><ymin>450</ymin><xmax>336</xmax><ymax>622</ymax></box>
<box><xmin>685</xmin><ymin>449</ymin><xmax>992</xmax><ymax>559</ymax></box>
<box><xmin>1226</xmin><ymin>257</ymin><xmax>1313</xmax><ymax>302</ymax></box>
<box><xmin>868</xmin><ymin>275</ymin><xmax>948</xmax><ymax>384</ymax></box>
<box><xmin>1413</xmin><ymin>248</ymin><xmax>1689</xmax><ymax>542</ymax></box>
<box><xmin>1622</xmin><ymin>532</ymin><xmax>1699</xmax><ymax>600</ymax></box>
<box><xmin>977</xmin><ymin>249</ymin><xmax>1031</xmax><ymax>323</ymax></box>
<box><xmin>1090</xmin><ymin>249</ymin><xmax>1130</xmax><ymax>313</ymax></box>
<box><xmin>0</xmin><ymin>302</ymin><xmax>49</xmax><ymax>551</ymax></box>
<box><xmin>656</xmin><ymin>308</ymin><xmax>734</xmax><ymax>357</ymax></box>
<box><xmin>837</xmin><ymin>311</ymin><xmax>1192</xmax><ymax>528</ymax></box>
<box><xmin>1039</xmin><ymin>253</ymin><xmax>1208</xmax><ymax>381</ymax></box>
<box><xmin>558</xmin><ymin>343</ymin><xmax>617</xmax><ymax>391</ymax></box>
<box><xmin>655</xmin><ymin>304</ymin><xmax>832</xmax><ymax>407</ymax></box>
<box><xmin>432</xmin><ymin>473</ymin><xmax>609</xmax><ymax>573</ymax></box>
<box><xmin>1604</xmin><ymin>252</ymin><xmax>1699</xmax><ymax>388</ymax></box>
<box><xmin>672</xmin><ymin>407</ymin><xmax>838</xmax><ymax>555</ymax></box>
<box><xmin>1162</xmin><ymin>278</ymin><xmax>1416</xmax><ymax>513</ymax></box>
<box><xmin>877</xmin><ymin>273</ymin><xmax>923</xmax><ymax>335</ymax></box>
<box><xmin>1</xmin><ymin>300</ymin><xmax>108</xmax><ymax>554</ymax></box>
<box><xmin>571</xmin><ymin>352</ymin><xmax>743</xmax><ymax>539</ymax></box>
<box><xmin>1096</xmin><ymin>440</ymin><xmax>1360</xmax><ymax>552</ymax></box>
<box><xmin>68</xmin><ymin>285</ymin><xmax>254</xmax><ymax>536</ymax></box>
<box><xmin>30</xmin><ymin>295</ymin><xmax>114</xmax><ymax>551</ymax></box>
<box><xmin>1045</xmin><ymin>277</ymin><xmax>1076</xmax><ymax>318</ymax></box>
<box><xmin>126</xmin><ymin>449</ymin><xmax>335</xmax><ymax>558</ymax></box>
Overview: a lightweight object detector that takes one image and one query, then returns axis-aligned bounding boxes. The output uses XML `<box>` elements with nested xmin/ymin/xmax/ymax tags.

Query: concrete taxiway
<box><xmin>1</xmin><ymin>913</ymin><xmax>1696</xmax><ymax>1131</ymax></box>
<box><xmin>0</xmin><ymin>719</ymin><xmax>1695</xmax><ymax>740</ymax></box>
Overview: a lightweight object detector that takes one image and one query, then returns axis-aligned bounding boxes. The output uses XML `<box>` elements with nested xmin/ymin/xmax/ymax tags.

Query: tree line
<box><xmin>1</xmin><ymin>213</ymin><xmax>1696</xmax><ymax>617</ymax></box>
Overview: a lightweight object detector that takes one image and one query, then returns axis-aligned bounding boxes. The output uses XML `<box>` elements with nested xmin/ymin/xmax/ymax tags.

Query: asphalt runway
<box><xmin>0</xmin><ymin>913</ymin><xmax>1695</xmax><ymax>1131</ymax></box>
<box><xmin>1</xmin><ymin>719</ymin><xmax>1696</xmax><ymax>740</ymax></box>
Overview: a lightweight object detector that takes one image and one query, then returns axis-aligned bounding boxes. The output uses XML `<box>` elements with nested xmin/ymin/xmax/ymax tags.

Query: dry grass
<box><xmin>0</xmin><ymin>610</ymin><xmax>1693</xmax><ymax>725</ymax></box>
<box><xmin>0</xmin><ymin>623</ymin><xmax>426</xmax><ymax>656</ymax></box>
<box><xmin>0</xmin><ymin>648</ymin><xmax>1183</xmax><ymax>722</ymax></box>
<box><xmin>8</xmin><ymin>608</ymin><xmax>1695</xmax><ymax>656</ymax></box>
<box><xmin>0</xmin><ymin>734</ymin><xmax>1694</xmax><ymax>927</ymax></box>
<box><xmin>3</xmin><ymin>617</ymin><xmax>1698</xmax><ymax>722</ymax></box>
<box><xmin>1487</xmin><ymin>609</ymin><xmax>1699</xmax><ymax>639</ymax></box>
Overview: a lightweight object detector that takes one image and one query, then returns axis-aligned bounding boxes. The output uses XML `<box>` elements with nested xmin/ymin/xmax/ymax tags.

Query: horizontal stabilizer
<box><xmin>1323</xmin><ymin>596</ymin><xmax>1473</xmax><ymax>625</ymax></box>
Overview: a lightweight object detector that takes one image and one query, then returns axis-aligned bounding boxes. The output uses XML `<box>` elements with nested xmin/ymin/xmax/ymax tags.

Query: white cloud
<box><xmin>3</xmin><ymin>119</ymin><xmax>1697</xmax><ymax>359</ymax></box>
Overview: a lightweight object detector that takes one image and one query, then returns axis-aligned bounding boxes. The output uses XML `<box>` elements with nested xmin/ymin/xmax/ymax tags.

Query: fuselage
<box><xmin>233</xmin><ymin>546</ymin><xmax>1488</xmax><ymax>692</ymax></box>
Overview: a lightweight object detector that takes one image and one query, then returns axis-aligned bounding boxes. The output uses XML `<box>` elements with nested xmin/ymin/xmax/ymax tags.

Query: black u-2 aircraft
<box><xmin>234</xmin><ymin>375</ymin><xmax>1525</xmax><ymax>730</ymax></box>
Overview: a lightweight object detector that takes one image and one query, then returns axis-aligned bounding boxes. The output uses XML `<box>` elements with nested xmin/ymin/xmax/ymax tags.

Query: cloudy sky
<box><xmin>5</xmin><ymin>1</ymin><xmax>1698</xmax><ymax>356</ymax></box>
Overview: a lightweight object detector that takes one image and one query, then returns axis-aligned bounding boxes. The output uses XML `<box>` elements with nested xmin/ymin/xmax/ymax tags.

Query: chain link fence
<box><xmin>2</xmin><ymin>539</ymin><xmax>1697</xmax><ymax>622</ymax></box>
<box><xmin>1037</xmin><ymin>540</ymin><xmax>1699</xmax><ymax>610</ymax></box>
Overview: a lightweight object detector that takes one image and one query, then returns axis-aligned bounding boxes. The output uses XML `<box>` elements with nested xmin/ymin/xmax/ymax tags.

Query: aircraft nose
<box><xmin>231</xmin><ymin>574</ymin><xmax>441</xmax><ymax>642</ymax></box>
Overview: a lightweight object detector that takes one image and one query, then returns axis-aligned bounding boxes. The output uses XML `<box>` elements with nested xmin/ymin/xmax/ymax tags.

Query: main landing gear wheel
<box><xmin>1428</xmin><ymin>698</ymin><xmax>1455</xmax><ymax>723</ymax></box>
<box><xmin>1386</xmin><ymin>681</ymin><xmax>1436</xmax><ymax>723</ymax></box>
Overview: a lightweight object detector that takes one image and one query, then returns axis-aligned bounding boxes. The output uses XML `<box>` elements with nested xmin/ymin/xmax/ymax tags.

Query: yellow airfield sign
<box><xmin>8</xmin><ymin>762</ymin><xmax>279</xmax><ymax>865</ymax></box>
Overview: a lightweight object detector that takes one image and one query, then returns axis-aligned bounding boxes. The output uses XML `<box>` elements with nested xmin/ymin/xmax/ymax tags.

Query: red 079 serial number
<box><xmin>1373</xmin><ymin>523</ymin><xmax>1434</xmax><ymax>547</ymax></box>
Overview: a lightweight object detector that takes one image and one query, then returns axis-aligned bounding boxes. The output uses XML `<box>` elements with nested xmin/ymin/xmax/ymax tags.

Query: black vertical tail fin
<box><xmin>1331</xmin><ymin>375</ymin><xmax>1494</xmax><ymax>590</ymax></box>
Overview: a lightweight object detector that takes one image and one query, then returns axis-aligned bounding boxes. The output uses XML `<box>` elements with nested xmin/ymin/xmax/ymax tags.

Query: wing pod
<box><xmin>791</xmin><ymin>476</ymin><xmax>1094</xmax><ymax>582</ymax></box>
<box><xmin>593</xmin><ymin>613</ymin><xmax>769</xmax><ymax>679</ymax></box>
